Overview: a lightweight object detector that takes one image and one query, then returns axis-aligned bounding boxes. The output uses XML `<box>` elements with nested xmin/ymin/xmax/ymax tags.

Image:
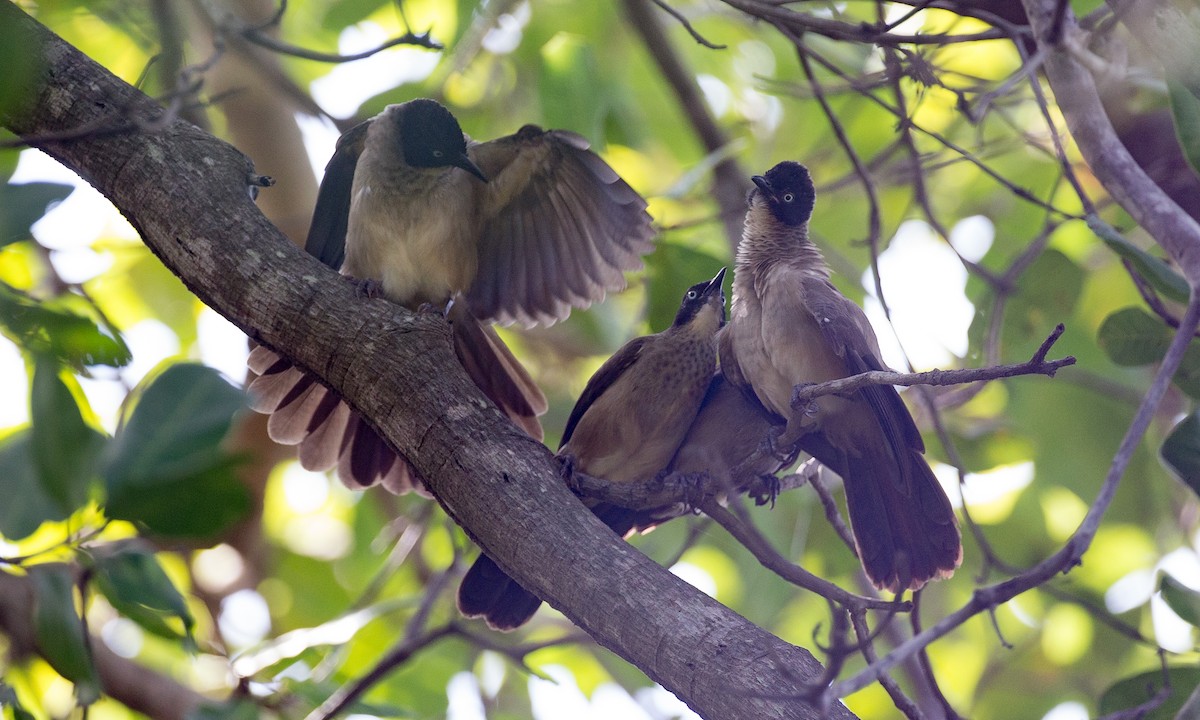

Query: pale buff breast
<box><xmin>342</xmin><ymin>131</ymin><xmax>481</xmax><ymax>307</ymax></box>
<box><xmin>728</xmin><ymin>270</ymin><xmax>851</xmax><ymax>422</ymax></box>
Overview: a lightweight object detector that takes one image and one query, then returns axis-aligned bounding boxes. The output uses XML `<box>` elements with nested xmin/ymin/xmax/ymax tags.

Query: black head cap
<box><xmin>396</xmin><ymin>99</ymin><xmax>488</xmax><ymax>182</ymax></box>
<box><xmin>750</xmin><ymin>161</ymin><xmax>815</xmax><ymax>227</ymax></box>
<box><xmin>673</xmin><ymin>267</ymin><xmax>727</xmax><ymax>327</ymax></box>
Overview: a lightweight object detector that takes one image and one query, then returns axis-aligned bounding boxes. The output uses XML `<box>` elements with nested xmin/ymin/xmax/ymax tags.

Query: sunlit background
<box><xmin>4</xmin><ymin>1</ymin><xmax>1200</xmax><ymax>718</ymax></box>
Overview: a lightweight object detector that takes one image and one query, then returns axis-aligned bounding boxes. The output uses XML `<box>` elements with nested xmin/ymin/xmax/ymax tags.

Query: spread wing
<box><xmin>304</xmin><ymin>120</ymin><xmax>372</xmax><ymax>270</ymax></box>
<box><xmin>560</xmin><ymin>336</ymin><xmax>649</xmax><ymax>448</ymax></box>
<box><xmin>798</xmin><ymin>275</ymin><xmax>924</xmax><ymax>454</ymax></box>
<box><xmin>466</xmin><ymin>126</ymin><xmax>656</xmax><ymax>327</ymax></box>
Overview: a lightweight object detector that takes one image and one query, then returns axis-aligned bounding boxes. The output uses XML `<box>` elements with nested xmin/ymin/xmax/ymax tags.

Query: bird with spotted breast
<box><xmin>248</xmin><ymin>99</ymin><xmax>655</xmax><ymax>494</ymax></box>
<box><xmin>458</xmin><ymin>268</ymin><xmax>728</xmax><ymax>630</ymax></box>
<box><xmin>719</xmin><ymin>161</ymin><xmax>962</xmax><ymax>592</ymax></box>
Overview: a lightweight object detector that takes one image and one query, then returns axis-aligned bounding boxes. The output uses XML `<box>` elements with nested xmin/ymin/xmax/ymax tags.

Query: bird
<box><xmin>457</xmin><ymin>267</ymin><xmax>728</xmax><ymax>630</ymax></box>
<box><xmin>666</xmin><ymin>372</ymin><xmax>795</xmax><ymax>501</ymax></box>
<box><xmin>247</xmin><ymin>99</ymin><xmax>656</xmax><ymax>493</ymax></box>
<box><xmin>719</xmin><ymin>160</ymin><xmax>962</xmax><ymax>592</ymax></box>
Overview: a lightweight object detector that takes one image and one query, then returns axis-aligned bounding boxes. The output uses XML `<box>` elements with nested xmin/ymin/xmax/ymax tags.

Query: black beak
<box><xmin>455</xmin><ymin>153</ymin><xmax>489</xmax><ymax>183</ymax></box>
<box><xmin>704</xmin><ymin>267</ymin><xmax>727</xmax><ymax>297</ymax></box>
<box><xmin>751</xmin><ymin>175</ymin><xmax>776</xmax><ymax>202</ymax></box>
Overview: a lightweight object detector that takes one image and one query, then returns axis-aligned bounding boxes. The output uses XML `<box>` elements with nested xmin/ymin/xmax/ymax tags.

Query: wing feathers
<box><xmin>467</xmin><ymin>128</ymin><xmax>654</xmax><ymax>326</ymax></box>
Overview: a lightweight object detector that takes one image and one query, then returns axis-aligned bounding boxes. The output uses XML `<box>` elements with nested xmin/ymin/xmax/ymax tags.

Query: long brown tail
<box><xmin>246</xmin><ymin>311</ymin><xmax>545</xmax><ymax>492</ymax></box>
<box><xmin>799</xmin><ymin>431</ymin><xmax>961</xmax><ymax>592</ymax></box>
<box><xmin>448</xmin><ymin>305</ymin><xmax>546</xmax><ymax>440</ymax></box>
<box><xmin>457</xmin><ymin>502</ymin><xmax>637</xmax><ymax>631</ymax></box>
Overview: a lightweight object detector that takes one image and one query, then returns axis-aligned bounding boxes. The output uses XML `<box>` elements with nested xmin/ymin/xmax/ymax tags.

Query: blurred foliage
<box><xmin>3</xmin><ymin>1</ymin><xmax>1200</xmax><ymax>719</ymax></box>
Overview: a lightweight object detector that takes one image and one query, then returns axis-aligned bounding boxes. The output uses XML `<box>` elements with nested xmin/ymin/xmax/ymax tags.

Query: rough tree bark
<box><xmin>0</xmin><ymin>3</ymin><xmax>855</xmax><ymax>718</ymax></box>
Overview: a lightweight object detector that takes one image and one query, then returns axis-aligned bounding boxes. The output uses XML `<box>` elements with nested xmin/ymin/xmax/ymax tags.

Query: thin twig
<box><xmin>700</xmin><ymin>498</ymin><xmax>902</xmax><ymax>612</ymax></box>
<box><xmin>649</xmin><ymin>0</ymin><xmax>726</xmax><ymax>49</ymax></box>
<box><xmin>851</xmin><ymin>610</ymin><xmax>925</xmax><ymax>720</ymax></box>
<box><xmin>809</xmin><ymin>473</ymin><xmax>858</xmax><ymax>552</ymax></box>
<box><xmin>307</xmin><ymin>566</ymin><xmax>457</xmax><ymax>720</ymax></box>
<box><xmin>910</xmin><ymin>592</ymin><xmax>962</xmax><ymax>719</ymax></box>
<box><xmin>792</xmin><ymin>324</ymin><xmax>1074</xmax><ymax>405</ymax></box>
<box><xmin>237</xmin><ymin>28</ymin><xmax>442</xmax><ymax>62</ymax></box>
<box><xmin>720</xmin><ymin>0</ymin><xmax>1015</xmax><ymax>46</ymax></box>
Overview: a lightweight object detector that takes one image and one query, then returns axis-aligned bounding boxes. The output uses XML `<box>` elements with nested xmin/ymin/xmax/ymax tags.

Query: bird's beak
<box><xmin>455</xmin><ymin>153</ymin><xmax>489</xmax><ymax>183</ymax></box>
<box><xmin>704</xmin><ymin>267</ymin><xmax>727</xmax><ymax>297</ymax></box>
<box><xmin>751</xmin><ymin>175</ymin><xmax>776</xmax><ymax>202</ymax></box>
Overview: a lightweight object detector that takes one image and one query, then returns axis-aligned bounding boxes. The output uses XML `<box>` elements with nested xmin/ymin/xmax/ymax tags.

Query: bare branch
<box><xmin>792</xmin><ymin>324</ymin><xmax>1075</xmax><ymax>405</ymax></box>
<box><xmin>701</xmin><ymin>499</ymin><xmax>903</xmax><ymax>612</ymax></box>
<box><xmin>648</xmin><ymin>0</ymin><xmax>726</xmax><ymax>49</ymax></box>
<box><xmin>237</xmin><ymin>27</ymin><xmax>443</xmax><ymax>63</ymax></box>
<box><xmin>720</xmin><ymin>0</ymin><xmax>1017</xmax><ymax>46</ymax></box>
<box><xmin>307</xmin><ymin>566</ymin><xmax>458</xmax><ymax>720</ymax></box>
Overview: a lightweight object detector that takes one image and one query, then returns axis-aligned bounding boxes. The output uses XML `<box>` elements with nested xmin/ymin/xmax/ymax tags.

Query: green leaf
<box><xmin>30</xmin><ymin>358</ymin><xmax>105</xmax><ymax>509</ymax></box>
<box><xmin>1099</xmin><ymin>666</ymin><xmax>1200</xmax><ymax>719</ymax></box>
<box><xmin>1169</xmin><ymin>78</ymin><xmax>1200</xmax><ymax>178</ymax></box>
<box><xmin>29</xmin><ymin>564</ymin><xmax>99</xmax><ymax>705</ymax></box>
<box><xmin>0</xmin><ymin>431</ymin><xmax>73</xmax><ymax>539</ymax></box>
<box><xmin>0</xmin><ymin>182</ymin><xmax>74</xmax><ymax>249</ymax></box>
<box><xmin>0</xmin><ymin>282</ymin><xmax>132</xmax><ymax>368</ymax></box>
<box><xmin>1008</xmin><ymin>249</ymin><xmax>1085</xmax><ymax>347</ymax></box>
<box><xmin>91</xmin><ymin>544</ymin><xmax>195</xmax><ymax>648</ymax></box>
<box><xmin>1163</xmin><ymin>412</ymin><xmax>1200</xmax><ymax>492</ymax></box>
<box><xmin>1161</xmin><ymin>574</ymin><xmax>1200</xmax><ymax>628</ymax></box>
<box><xmin>1097</xmin><ymin>307</ymin><xmax>1170</xmax><ymax>366</ymax></box>
<box><xmin>1176</xmin><ymin>344</ymin><xmax>1200</xmax><ymax>400</ymax></box>
<box><xmin>186</xmin><ymin>699</ymin><xmax>262</xmax><ymax>720</ymax></box>
<box><xmin>646</xmin><ymin>241</ymin><xmax>727</xmax><ymax>333</ymax></box>
<box><xmin>321</xmin><ymin>0</ymin><xmax>390</xmax><ymax>32</ymax></box>
<box><xmin>1177</xmin><ymin>682</ymin><xmax>1200</xmax><ymax>720</ymax></box>
<box><xmin>103</xmin><ymin>363</ymin><xmax>250</xmax><ymax>538</ymax></box>
<box><xmin>0</xmin><ymin>681</ymin><xmax>35</xmax><ymax>720</ymax></box>
<box><xmin>0</xmin><ymin>17</ymin><xmax>44</xmax><ymax>128</ymax></box>
<box><xmin>1091</xmin><ymin>216</ymin><xmax>1191</xmax><ymax>304</ymax></box>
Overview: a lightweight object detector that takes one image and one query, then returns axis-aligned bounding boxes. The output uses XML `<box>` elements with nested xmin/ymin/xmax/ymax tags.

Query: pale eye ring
<box><xmin>432</xmin><ymin>149</ymin><xmax>444</xmax><ymax>158</ymax></box>
<box><xmin>783</xmin><ymin>192</ymin><xmax>795</xmax><ymax>203</ymax></box>
<box><xmin>687</xmin><ymin>290</ymin><xmax>698</xmax><ymax>299</ymax></box>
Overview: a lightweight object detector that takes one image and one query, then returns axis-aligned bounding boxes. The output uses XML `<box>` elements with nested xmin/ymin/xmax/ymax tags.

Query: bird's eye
<box><xmin>783</xmin><ymin>193</ymin><xmax>795</xmax><ymax>203</ymax></box>
<box><xmin>687</xmin><ymin>290</ymin><xmax>698</xmax><ymax>299</ymax></box>
<box><xmin>432</xmin><ymin>150</ymin><xmax>444</xmax><ymax>158</ymax></box>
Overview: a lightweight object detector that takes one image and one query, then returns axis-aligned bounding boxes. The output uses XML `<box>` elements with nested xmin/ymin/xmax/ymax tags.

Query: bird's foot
<box><xmin>678</xmin><ymin>471</ymin><xmax>712</xmax><ymax>512</ymax></box>
<box><xmin>351</xmin><ymin>277</ymin><xmax>385</xmax><ymax>300</ymax></box>
<box><xmin>748</xmin><ymin>473</ymin><xmax>781</xmax><ymax>508</ymax></box>
<box><xmin>790</xmin><ymin>382</ymin><xmax>821</xmax><ymax>418</ymax></box>
<box><xmin>416</xmin><ymin>298</ymin><xmax>456</xmax><ymax>320</ymax></box>
<box><xmin>651</xmin><ymin>470</ymin><xmax>709</xmax><ymax>516</ymax></box>
<box><xmin>760</xmin><ymin>424</ymin><xmax>800</xmax><ymax>464</ymax></box>
<box><xmin>557</xmin><ymin>454</ymin><xmax>580</xmax><ymax>492</ymax></box>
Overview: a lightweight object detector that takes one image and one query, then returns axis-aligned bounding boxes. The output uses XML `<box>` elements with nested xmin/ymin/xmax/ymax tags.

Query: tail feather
<box><xmin>457</xmin><ymin>555</ymin><xmax>543</xmax><ymax>632</ymax></box>
<box><xmin>297</xmin><ymin>396</ymin><xmax>350</xmax><ymax>471</ymax></box>
<box><xmin>450</xmin><ymin>305</ymin><xmax>546</xmax><ymax>440</ymax></box>
<box><xmin>798</xmin><ymin>426</ymin><xmax>960</xmax><ymax>592</ymax></box>
<box><xmin>267</xmin><ymin>378</ymin><xmax>323</xmax><ymax>444</ymax></box>
<box><xmin>245</xmin><ymin>310</ymin><xmax>546</xmax><ymax>493</ymax></box>
<box><xmin>840</xmin><ymin>445</ymin><xmax>961</xmax><ymax>592</ymax></box>
<box><xmin>457</xmin><ymin>501</ymin><xmax>637</xmax><ymax>631</ymax></box>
